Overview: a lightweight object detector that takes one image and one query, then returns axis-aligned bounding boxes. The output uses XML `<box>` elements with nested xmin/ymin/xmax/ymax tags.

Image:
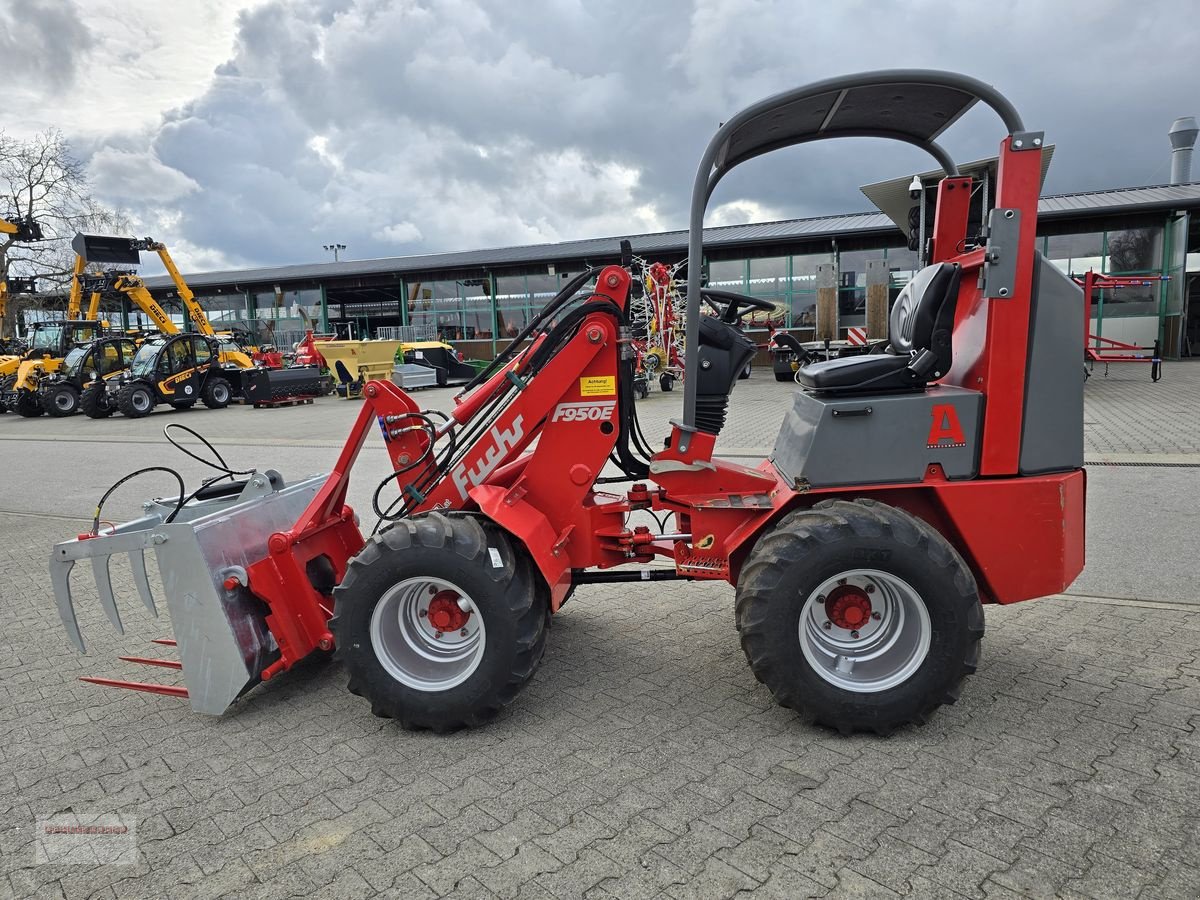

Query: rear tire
<box><xmin>15</xmin><ymin>391</ymin><xmax>44</xmax><ymax>417</ymax></box>
<box><xmin>80</xmin><ymin>382</ymin><xmax>114</xmax><ymax>418</ymax></box>
<box><xmin>117</xmin><ymin>381</ymin><xmax>156</xmax><ymax>418</ymax></box>
<box><xmin>201</xmin><ymin>376</ymin><xmax>231</xmax><ymax>409</ymax></box>
<box><xmin>735</xmin><ymin>498</ymin><xmax>983</xmax><ymax>735</ymax></box>
<box><xmin>331</xmin><ymin>513</ymin><xmax>548</xmax><ymax>731</ymax></box>
<box><xmin>739</xmin><ymin>361</ymin><xmax>753</xmax><ymax>380</ymax></box>
<box><xmin>45</xmin><ymin>383</ymin><xmax>80</xmax><ymax>417</ymax></box>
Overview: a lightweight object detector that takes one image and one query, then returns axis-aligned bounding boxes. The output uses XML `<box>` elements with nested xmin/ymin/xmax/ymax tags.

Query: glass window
<box><xmin>31</xmin><ymin>323</ymin><xmax>63</xmax><ymax>350</ymax></box>
<box><xmin>495</xmin><ymin>274</ymin><xmax>532</xmax><ymax>338</ymax></box>
<box><xmin>837</xmin><ymin>250</ymin><xmax>882</xmax><ymax>328</ymax></box>
<box><xmin>1106</xmin><ymin>227</ymin><xmax>1162</xmax><ymax>274</ymax></box>
<box><xmin>788</xmin><ymin>252</ymin><xmax>831</xmax><ymax>334</ymax></box>
<box><xmin>193</xmin><ymin>338</ymin><xmax>211</xmax><ymax>365</ymax></box>
<box><xmin>1046</xmin><ymin>232</ymin><xmax>1104</xmax><ymax>277</ymax></box>
<box><xmin>707</xmin><ymin>259</ymin><xmax>746</xmax><ymax>292</ymax></box>
<box><xmin>130</xmin><ymin>341</ymin><xmax>158</xmax><ymax>378</ymax></box>
<box><xmin>746</xmin><ymin>257</ymin><xmax>787</xmax><ymax>329</ymax></box>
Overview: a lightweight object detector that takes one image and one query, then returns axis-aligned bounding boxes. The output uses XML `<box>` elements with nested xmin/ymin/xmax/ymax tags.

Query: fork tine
<box><xmin>50</xmin><ymin>554</ymin><xmax>85</xmax><ymax>653</ymax></box>
<box><xmin>129</xmin><ymin>550</ymin><xmax>157</xmax><ymax>617</ymax></box>
<box><xmin>91</xmin><ymin>555</ymin><xmax>124</xmax><ymax>634</ymax></box>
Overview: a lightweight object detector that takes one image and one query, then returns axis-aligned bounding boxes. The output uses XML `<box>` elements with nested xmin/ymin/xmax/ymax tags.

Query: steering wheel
<box><xmin>700</xmin><ymin>288</ymin><xmax>775</xmax><ymax>325</ymax></box>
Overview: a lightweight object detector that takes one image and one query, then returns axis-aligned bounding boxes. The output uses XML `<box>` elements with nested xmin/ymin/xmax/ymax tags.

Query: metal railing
<box><xmin>375</xmin><ymin>325</ymin><xmax>436</xmax><ymax>342</ymax></box>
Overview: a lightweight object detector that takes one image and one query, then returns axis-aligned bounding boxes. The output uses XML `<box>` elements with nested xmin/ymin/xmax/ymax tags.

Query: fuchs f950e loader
<box><xmin>51</xmin><ymin>71</ymin><xmax>1084</xmax><ymax>735</ymax></box>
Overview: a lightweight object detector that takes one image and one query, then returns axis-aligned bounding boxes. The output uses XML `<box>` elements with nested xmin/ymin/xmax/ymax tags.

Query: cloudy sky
<box><xmin>5</xmin><ymin>0</ymin><xmax>1199</xmax><ymax>275</ymax></box>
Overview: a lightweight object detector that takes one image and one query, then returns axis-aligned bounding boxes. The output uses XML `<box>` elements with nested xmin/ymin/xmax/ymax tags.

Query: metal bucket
<box><xmin>50</xmin><ymin>471</ymin><xmax>327</xmax><ymax>714</ymax></box>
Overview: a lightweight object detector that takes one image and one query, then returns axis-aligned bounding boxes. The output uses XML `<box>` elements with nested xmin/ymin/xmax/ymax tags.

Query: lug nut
<box><xmin>817</xmin><ymin>595</ymin><xmax>826</xmax><ymax>603</ymax></box>
<box><xmin>837</xmin><ymin>578</ymin><xmax>847</xmax><ymax>586</ymax></box>
<box><xmin>850</xmin><ymin>630</ymin><xmax>860</xmax><ymax>639</ymax></box>
<box><xmin>434</xmin><ymin>631</ymin><xmax>443</xmax><ymax>639</ymax></box>
<box><xmin>822</xmin><ymin>621</ymin><xmax>832</xmax><ymax>630</ymax></box>
<box><xmin>865</xmin><ymin>584</ymin><xmax>875</xmax><ymax>594</ymax></box>
<box><xmin>872</xmin><ymin>612</ymin><xmax>882</xmax><ymax>621</ymax></box>
<box><xmin>419</xmin><ymin>609</ymin><xmax>427</xmax><ymax>617</ymax></box>
<box><xmin>460</xmin><ymin>628</ymin><xmax>468</xmax><ymax>637</ymax></box>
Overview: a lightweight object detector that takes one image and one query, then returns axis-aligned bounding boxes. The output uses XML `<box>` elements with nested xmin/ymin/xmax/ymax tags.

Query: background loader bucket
<box><xmin>72</xmin><ymin>233</ymin><xmax>143</xmax><ymax>266</ymax></box>
<box><xmin>319</xmin><ymin>340</ymin><xmax>405</xmax><ymax>388</ymax></box>
<box><xmin>50</xmin><ymin>472</ymin><xmax>328</xmax><ymax>714</ymax></box>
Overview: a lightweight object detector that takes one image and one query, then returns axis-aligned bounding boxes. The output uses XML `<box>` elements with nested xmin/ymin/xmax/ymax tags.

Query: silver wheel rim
<box><xmin>369</xmin><ymin>576</ymin><xmax>486</xmax><ymax>692</ymax></box>
<box><xmin>798</xmin><ymin>569</ymin><xmax>931</xmax><ymax>693</ymax></box>
<box><xmin>213</xmin><ymin>383</ymin><xmax>229</xmax><ymax>402</ymax></box>
<box><xmin>132</xmin><ymin>390</ymin><xmax>151</xmax><ymax>412</ymax></box>
<box><xmin>54</xmin><ymin>391</ymin><xmax>75</xmax><ymax>412</ymax></box>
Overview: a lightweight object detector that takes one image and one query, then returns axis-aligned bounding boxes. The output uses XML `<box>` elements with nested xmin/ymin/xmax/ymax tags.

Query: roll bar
<box><xmin>679</xmin><ymin>69</ymin><xmax>1026</xmax><ymax>439</ymax></box>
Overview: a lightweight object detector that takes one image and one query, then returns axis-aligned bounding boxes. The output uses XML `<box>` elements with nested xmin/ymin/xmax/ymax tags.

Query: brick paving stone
<box><xmin>4</xmin><ymin>366</ymin><xmax>1200</xmax><ymax>899</ymax></box>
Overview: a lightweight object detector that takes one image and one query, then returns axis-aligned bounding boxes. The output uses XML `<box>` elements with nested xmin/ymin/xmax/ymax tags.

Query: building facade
<box><xmin>136</xmin><ymin>182</ymin><xmax>1200</xmax><ymax>360</ymax></box>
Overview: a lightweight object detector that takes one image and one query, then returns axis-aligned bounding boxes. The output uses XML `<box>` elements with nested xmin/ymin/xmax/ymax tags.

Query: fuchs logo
<box><xmin>927</xmin><ymin>403</ymin><xmax>966</xmax><ymax>448</ymax></box>
<box><xmin>551</xmin><ymin>401</ymin><xmax>616</xmax><ymax>423</ymax></box>
<box><xmin>450</xmin><ymin>415</ymin><xmax>525</xmax><ymax>500</ymax></box>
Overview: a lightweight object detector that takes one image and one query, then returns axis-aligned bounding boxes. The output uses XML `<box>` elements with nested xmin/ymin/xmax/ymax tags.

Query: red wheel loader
<box><xmin>50</xmin><ymin>70</ymin><xmax>1085</xmax><ymax>735</ymax></box>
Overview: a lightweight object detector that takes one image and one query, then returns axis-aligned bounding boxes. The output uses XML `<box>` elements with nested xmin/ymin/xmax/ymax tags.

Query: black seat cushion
<box><xmin>795</xmin><ymin>353</ymin><xmax>916</xmax><ymax>392</ymax></box>
<box><xmin>796</xmin><ymin>262</ymin><xmax>961</xmax><ymax>395</ymax></box>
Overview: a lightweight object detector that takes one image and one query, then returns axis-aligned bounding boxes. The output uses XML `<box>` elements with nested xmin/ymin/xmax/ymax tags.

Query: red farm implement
<box><xmin>1077</xmin><ymin>270</ymin><xmax>1166</xmax><ymax>381</ymax></box>
<box><xmin>51</xmin><ymin>70</ymin><xmax>1085</xmax><ymax>735</ymax></box>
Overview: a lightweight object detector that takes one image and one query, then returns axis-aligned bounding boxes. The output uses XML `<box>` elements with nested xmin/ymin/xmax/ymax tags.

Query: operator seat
<box><xmin>796</xmin><ymin>262</ymin><xmax>961</xmax><ymax>394</ymax></box>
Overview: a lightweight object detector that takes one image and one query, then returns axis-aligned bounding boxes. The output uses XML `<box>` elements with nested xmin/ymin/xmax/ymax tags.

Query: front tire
<box><xmin>117</xmin><ymin>381</ymin><xmax>156</xmax><ymax>418</ymax></box>
<box><xmin>201</xmin><ymin>376</ymin><xmax>231</xmax><ymax>409</ymax></box>
<box><xmin>331</xmin><ymin>513</ymin><xmax>548</xmax><ymax>731</ymax></box>
<box><xmin>45</xmin><ymin>383</ymin><xmax>80</xmax><ymax>417</ymax></box>
<box><xmin>80</xmin><ymin>382</ymin><xmax>114</xmax><ymax>418</ymax></box>
<box><xmin>15</xmin><ymin>391</ymin><xmax>44</xmax><ymax>417</ymax></box>
<box><xmin>739</xmin><ymin>361</ymin><xmax>753</xmax><ymax>380</ymax></box>
<box><xmin>735</xmin><ymin>498</ymin><xmax>983</xmax><ymax>735</ymax></box>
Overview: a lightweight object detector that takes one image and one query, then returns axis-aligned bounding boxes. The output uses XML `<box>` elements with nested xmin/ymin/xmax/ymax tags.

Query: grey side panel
<box><xmin>1020</xmin><ymin>255</ymin><xmax>1084</xmax><ymax>474</ymax></box>
<box><xmin>771</xmin><ymin>385</ymin><xmax>983</xmax><ymax>488</ymax></box>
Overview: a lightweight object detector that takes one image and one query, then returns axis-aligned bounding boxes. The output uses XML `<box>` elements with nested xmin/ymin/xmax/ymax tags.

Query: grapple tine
<box><xmin>50</xmin><ymin>553</ymin><xmax>85</xmax><ymax>653</ymax></box>
<box><xmin>80</xmin><ymin>677</ymin><xmax>188</xmax><ymax>698</ymax></box>
<box><xmin>128</xmin><ymin>550</ymin><xmax>157</xmax><ymax>617</ymax></box>
<box><xmin>118</xmin><ymin>655</ymin><xmax>182</xmax><ymax>670</ymax></box>
<box><xmin>91</xmin><ymin>556</ymin><xmax>124</xmax><ymax>634</ymax></box>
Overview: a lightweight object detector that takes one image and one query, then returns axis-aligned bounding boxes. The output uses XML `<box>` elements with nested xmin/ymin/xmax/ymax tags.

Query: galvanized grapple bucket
<box><xmin>50</xmin><ymin>471</ymin><xmax>328</xmax><ymax>714</ymax></box>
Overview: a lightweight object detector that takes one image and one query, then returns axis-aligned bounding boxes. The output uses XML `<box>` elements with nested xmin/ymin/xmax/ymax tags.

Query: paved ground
<box><xmin>1</xmin><ymin>361</ymin><xmax>1198</xmax><ymax>898</ymax></box>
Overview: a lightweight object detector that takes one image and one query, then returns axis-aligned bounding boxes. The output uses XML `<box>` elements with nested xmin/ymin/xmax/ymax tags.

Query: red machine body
<box><xmin>234</xmin><ymin>133</ymin><xmax>1081</xmax><ymax>682</ymax></box>
<box><xmin>57</xmin><ymin>71</ymin><xmax>1085</xmax><ymax>732</ymax></box>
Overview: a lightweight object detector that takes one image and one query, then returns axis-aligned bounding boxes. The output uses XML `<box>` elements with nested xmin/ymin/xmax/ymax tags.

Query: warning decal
<box><xmin>579</xmin><ymin>375</ymin><xmax>617</xmax><ymax>397</ymax></box>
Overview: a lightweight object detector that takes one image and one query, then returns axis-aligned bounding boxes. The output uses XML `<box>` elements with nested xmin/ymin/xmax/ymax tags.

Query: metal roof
<box><xmin>144</xmin><ymin>181</ymin><xmax>1200</xmax><ymax>292</ymax></box>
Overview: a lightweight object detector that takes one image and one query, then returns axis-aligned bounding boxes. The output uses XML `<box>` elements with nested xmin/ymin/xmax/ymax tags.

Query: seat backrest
<box><xmin>889</xmin><ymin>262</ymin><xmax>961</xmax><ymax>376</ymax></box>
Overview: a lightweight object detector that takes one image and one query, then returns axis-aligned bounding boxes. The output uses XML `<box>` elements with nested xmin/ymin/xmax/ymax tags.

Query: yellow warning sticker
<box><xmin>579</xmin><ymin>375</ymin><xmax>616</xmax><ymax>397</ymax></box>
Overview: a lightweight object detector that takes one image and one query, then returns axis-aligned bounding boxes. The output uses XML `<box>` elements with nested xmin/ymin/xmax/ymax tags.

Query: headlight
<box><xmin>88</xmin><ymin>371</ymin><xmax>98</xmax><ymax>380</ymax></box>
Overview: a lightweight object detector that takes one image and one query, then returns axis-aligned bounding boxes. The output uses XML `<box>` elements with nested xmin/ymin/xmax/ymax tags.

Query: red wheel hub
<box><xmin>825</xmin><ymin>585</ymin><xmax>873</xmax><ymax>631</ymax></box>
<box><xmin>427</xmin><ymin>591</ymin><xmax>470</xmax><ymax>632</ymax></box>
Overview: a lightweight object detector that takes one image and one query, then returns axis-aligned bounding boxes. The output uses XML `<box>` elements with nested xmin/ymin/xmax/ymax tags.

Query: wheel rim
<box><xmin>213</xmin><ymin>383</ymin><xmax>229</xmax><ymax>402</ymax></box>
<box><xmin>369</xmin><ymin>576</ymin><xmax>486</xmax><ymax>692</ymax></box>
<box><xmin>798</xmin><ymin>569</ymin><xmax>931</xmax><ymax>693</ymax></box>
<box><xmin>54</xmin><ymin>391</ymin><xmax>75</xmax><ymax>412</ymax></box>
<box><xmin>132</xmin><ymin>390</ymin><xmax>151</xmax><ymax>412</ymax></box>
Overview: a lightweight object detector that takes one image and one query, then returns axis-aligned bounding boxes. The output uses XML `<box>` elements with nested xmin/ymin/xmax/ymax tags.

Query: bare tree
<box><xmin>0</xmin><ymin>130</ymin><xmax>128</xmax><ymax>333</ymax></box>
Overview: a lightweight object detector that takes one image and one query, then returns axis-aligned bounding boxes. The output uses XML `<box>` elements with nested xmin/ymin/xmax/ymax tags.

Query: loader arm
<box><xmin>66</xmin><ymin>255</ymin><xmax>86</xmax><ymax>320</ymax></box>
<box><xmin>154</xmin><ymin>243</ymin><xmax>215</xmax><ymax>336</ymax></box>
<box><xmin>115</xmin><ymin>278</ymin><xmax>179</xmax><ymax>335</ymax></box>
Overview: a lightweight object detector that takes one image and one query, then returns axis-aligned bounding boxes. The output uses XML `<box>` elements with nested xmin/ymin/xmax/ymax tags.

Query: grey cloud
<box><xmin>0</xmin><ymin>0</ymin><xmax>92</xmax><ymax>93</ymax></box>
<box><xmin>81</xmin><ymin>0</ymin><xmax>1200</xmax><ymax>271</ymax></box>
